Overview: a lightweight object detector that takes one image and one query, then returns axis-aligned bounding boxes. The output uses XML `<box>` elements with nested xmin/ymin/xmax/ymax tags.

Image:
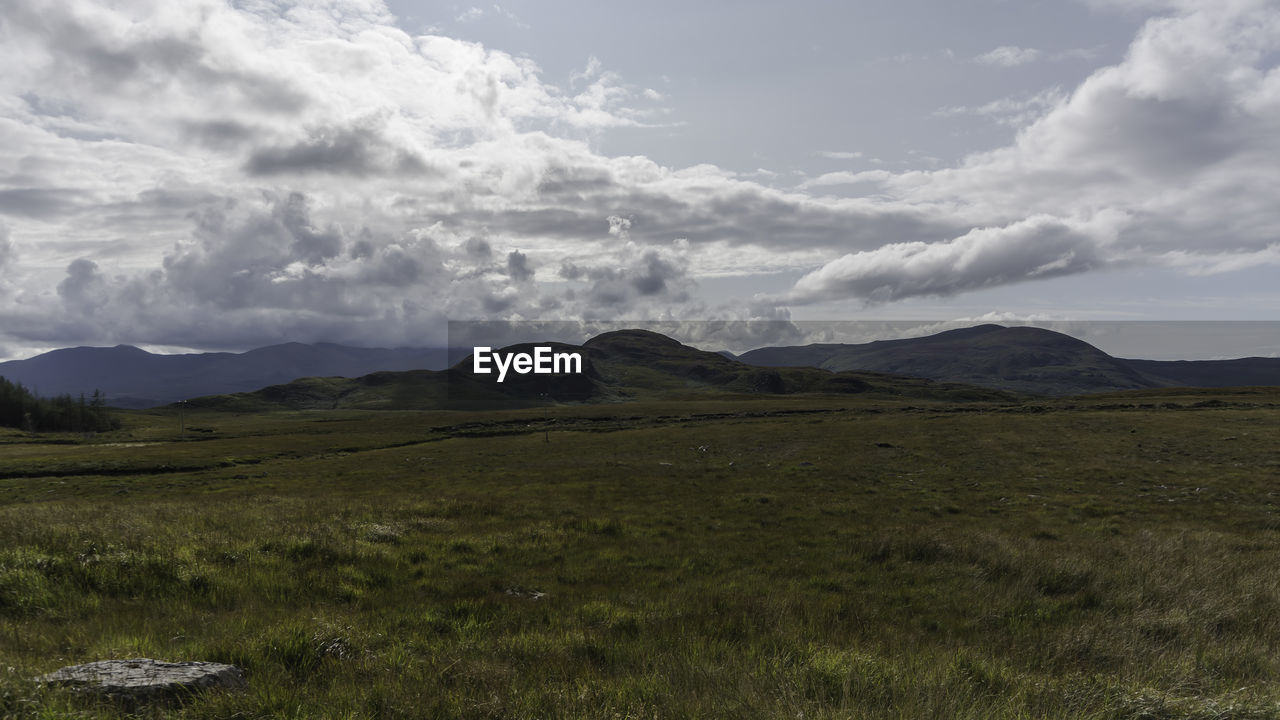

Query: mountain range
<box><xmin>0</xmin><ymin>343</ymin><xmax>449</xmax><ymax>408</ymax></box>
<box><xmin>738</xmin><ymin>324</ymin><xmax>1280</xmax><ymax>396</ymax></box>
<box><xmin>1</xmin><ymin>324</ymin><xmax>1278</xmax><ymax>409</ymax></box>
<box><xmin>186</xmin><ymin>329</ymin><xmax>1014</xmax><ymax>412</ymax></box>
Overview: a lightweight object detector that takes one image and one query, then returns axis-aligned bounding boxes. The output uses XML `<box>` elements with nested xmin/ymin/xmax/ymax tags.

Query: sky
<box><xmin>0</xmin><ymin>0</ymin><xmax>1278</xmax><ymax>361</ymax></box>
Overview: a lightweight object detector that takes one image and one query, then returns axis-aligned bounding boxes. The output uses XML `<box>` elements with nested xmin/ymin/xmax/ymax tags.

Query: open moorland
<box><xmin>3</xmin><ymin>387</ymin><xmax>1280</xmax><ymax>718</ymax></box>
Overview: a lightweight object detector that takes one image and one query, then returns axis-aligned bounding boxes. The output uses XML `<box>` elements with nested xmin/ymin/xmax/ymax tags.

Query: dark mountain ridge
<box><xmin>739</xmin><ymin>324</ymin><xmax>1280</xmax><ymax>396</ymax></box>
<box><xmin>188</xmin><ymin>329</ymin><xmax>1016</xmax><ymax>411</ymax></box>
<box><xmin>7</xmin><ymin>325</ymin><xmax>1277</xmax><ymax>410</ymax></box>
<box><xmin>0</xmin><ymin>343</ymin><xmax>449</xmax><ymax>408</ymax></box>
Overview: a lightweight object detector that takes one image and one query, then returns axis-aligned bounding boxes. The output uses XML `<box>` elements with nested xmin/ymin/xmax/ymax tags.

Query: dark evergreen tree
<box><xmin>0</xmin><ymin>377</ymin><xmax>119</xmax><ymax>432</ymax></box>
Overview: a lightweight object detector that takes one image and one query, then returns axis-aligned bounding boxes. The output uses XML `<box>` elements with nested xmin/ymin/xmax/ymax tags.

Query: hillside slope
<box><xmin>0</xmin><ymin>343</ymin><xmax>448</xmax><ymax>408</ymax></box>
<box><xmin>187</xmin><ymin>329</ymin><xmax>1018</xmax><ymax>411</ymax></box>
<box><xmin>1122</xmin><ymin>357</ymin><xmax>1280</xmax><ymax>388</ymax></box>
<box><xmin>740</xmin><ymin>324</ymin><xmax>1280</xmax><ymax>395</ymax></box>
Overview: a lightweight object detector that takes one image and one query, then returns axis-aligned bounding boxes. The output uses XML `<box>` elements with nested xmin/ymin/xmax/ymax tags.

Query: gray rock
<box><xmin>35</xmin><ymin>658</ymin><xmax>245</xmax><ymax>703</ymax></box>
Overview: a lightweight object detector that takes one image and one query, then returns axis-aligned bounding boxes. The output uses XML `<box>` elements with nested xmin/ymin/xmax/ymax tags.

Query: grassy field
<box><xmin>2</xmin><ymin>388</ymin><xmax>1280</xmax><ymax>718</ymax></box>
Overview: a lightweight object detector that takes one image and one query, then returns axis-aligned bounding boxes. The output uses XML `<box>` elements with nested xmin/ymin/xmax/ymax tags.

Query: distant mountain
<box><xmin>1120</xmin><ymin>357</ymin><xmax>1280</xmax><ymax>388</ymax></box>
<box><xmin>188</xmin><ymin>329</ymin><xmax>1018</xmax><ymax>411</ymax></box>
<box><xmin>739</xmin><ymin>324</ymin><xmax>1280</xmax><ymax>396</ymax></box>
<box><xmin>14</xmin><ymin>325</ymin><xmax>1273</xmax><ymax>411</ymax></box>
<box><xmin>0</xmin><ymin>343</ymin><xmax>451</xmax><ymax>408</ymax></box>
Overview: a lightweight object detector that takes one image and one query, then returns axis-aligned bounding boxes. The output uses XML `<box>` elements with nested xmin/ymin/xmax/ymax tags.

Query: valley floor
<box><xmin>2</xmin><ymin>389</ymin><xmax>1280</xmax><ymax>718</ymax></box>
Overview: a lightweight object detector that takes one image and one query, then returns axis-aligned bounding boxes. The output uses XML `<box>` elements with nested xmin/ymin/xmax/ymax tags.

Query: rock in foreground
<box><xmin>35</xmin><ymin>658</ymin><xmax>246</xmax><ymax>703</ymax></box>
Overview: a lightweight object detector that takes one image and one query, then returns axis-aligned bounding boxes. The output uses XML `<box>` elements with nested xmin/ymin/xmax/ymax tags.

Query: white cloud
<box><xmin>0</xmin><ymin>0</ymin><xmax>1278</xmax><ymax>354</ymax></box>
<box><xmin>455</xmin><ymin>4</ymin><xmax>525</xmax><ymax>27</ymax></box>
<box><xmin>935</xmin><ymin>87</ymin><xmax>1067</xmax><ymax>127</ymax></box>
<box><xmin>0</xmin><ymin>0</ymin><xmax>707</xmax><ymax>349</ymax></box>
<box><xmin>780</xmin><ymin>0</ymin><xmax>1280</xmax><ymax>306</ymax></box>
<box><xmin>784</xmin><ymin>214</ymin><xmax>1115</xmax><ymax>304</ymax></box>
<box><xmin>815</xmin><ymin>150</ymin><xmax>863</xmax><ymax>160</ymax></box>
<box><xmin>1159</xmin><ymin>244</ymin><xmax>1280</xmax><ymax>275</ymax></box>
<box><xmin>797</xmin><ymin>170</ymin><xmax>893</xmax><ymax>191</ymax></box>
<box><xmin>975</xmin><ymin>45</ymin><xmax>1042</xmax><ymax>67</ymax></box>
<box><xmin>1053</xmin><ymin>46</ymin><xmax>1106</xmax><ymax>61</ymax></box>
<box><xmin>973</xmin><ymin>45</ymin><xmax>1104</xmax><ymax>68</ymax></box>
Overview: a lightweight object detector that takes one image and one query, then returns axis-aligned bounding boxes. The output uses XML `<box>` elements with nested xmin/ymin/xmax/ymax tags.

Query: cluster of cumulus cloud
<box><xmin>0</xmin><ymin>0</ymin><xmax>1277</xmax><ymax>352</ymax></box>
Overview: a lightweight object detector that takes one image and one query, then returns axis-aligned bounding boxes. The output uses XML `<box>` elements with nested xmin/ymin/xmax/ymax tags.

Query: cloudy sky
<box><xmin>1</xmin><ymin>0</ymin><xmax>1278</xmax><ymax>360</ymax></box>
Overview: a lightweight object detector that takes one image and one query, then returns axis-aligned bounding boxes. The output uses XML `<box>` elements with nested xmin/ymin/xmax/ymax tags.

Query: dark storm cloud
<box><xmin>0</xmin><ymin>192</ymin><xmax>455</xmax><ymax>352</ymax></box>
<box><xmin>668</xmin><ymin>191</ymin><xmax>952</xmax><ymax>250</ymax></box>
<box><xmin>91</xmin><ymin>187</ymin><xmax>225</xmax><ymax>237</ymax></box>
<box><xmin>357</xmin><ymin>245</ymin><xmax>426</xmax><ymax>287</ymax></box>
<box><xmin>182</xmin><ymin>119</ymin><xmax>256</xmax><ymax>149</ymax></box>
<box><xmin>556</xmin><ymin>245</ymin><xmax>693</xmax><ymax>311</ymax></box>
<box><xmin>0</xmin><ymin>188</ymin><xmax>86</xmax><ymax>219</ymax></box>
<box><xmin>463</xmin><ymin>236</ymin><xmax>492</xmax><ymax>258</ymax></box>
<box><xmin>158</xmin><ymin>193</ymin><xmax>353</xmax><ymax>311</ymax></box>
<box><xmin>487</xmin><ymin>171</ymin><xmax>958</xmax><ymax>252</ymax></box>
<box><xmin>481</xmin><ymin>291</ymin><xmax>516</xmax><ymax>314</ymax></box>
<box><xmin>558</xmin><ymin>260</ymin><xmax>584</xmax><ymax>280</ymax></box>
<box><xmin>434</xmin><ymin>184</ymin><xmax>958</xmax><ymax>253</ymax></box>
<box><xmin>535</xmin><ymin>165</ymin><xmax>615</xmax><ymax>198</ymax></box>
<box><xmin>506</xmin><ymin>250</ymin><xmax>533</xmax><ymax>282</ymax></box>
<box><xmin>246</xmin><ymin>124</ymin><xmax>430</xmax><ymax>177</ymax></box>
<box><xmin>630</xmin><ymin>251</ymin><xmax>679</xmax><ymax>296</ymax></box>
<box><xmin>276</xmin><ymin>193</ymin><xmax>344</xmax><ymax>266</ymax></box>
<box><xmin>154</xmin><ymin>192</ymin><xmax>448</xmax><ymax>321</ymax></box>
<box><xmin>432</xmin><ymin>206</ymin><xmax>605</xmax><ymax>242</ymax></box>
<box><xmin>0</xmin><ymin>224</ymin><xmax>13</xmax><ymax>267</ymax></box>
<box><xmin>131</xmin><ymin>187</ymin><xmax>221</xmax><ymax>211</ymax></box>
<box><xmin>56</xmin><ymin>257</ymin><xmax>105</xmax><ymax>312</ymax></box>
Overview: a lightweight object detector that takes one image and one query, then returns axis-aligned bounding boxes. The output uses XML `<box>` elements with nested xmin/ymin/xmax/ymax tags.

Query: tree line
<box><xmin>0</xmin><ymin>376</ymin><xmax>120</xmax><ymax>432</ymax></box>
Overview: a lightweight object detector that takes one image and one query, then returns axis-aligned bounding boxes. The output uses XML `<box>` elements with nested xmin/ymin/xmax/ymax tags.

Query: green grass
<box><xmin>2</xmin><ymin>389</ymin><xmax>1280</xmax><ymax>718</ymax></box>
